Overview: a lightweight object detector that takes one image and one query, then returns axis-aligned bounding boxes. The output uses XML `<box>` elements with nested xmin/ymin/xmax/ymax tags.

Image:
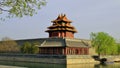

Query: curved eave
<box><xmin>51</xmin><ymin>20</ymin><xmax>72</xmax><ymax>23</ymax></box>
<box><xmin>47</xmin><ymin>25</ymin><xmax>76</xmax><ymax>29</ymax></box>
<box><xmin>45</xmin><ymin>29</ymin><xmax>77</xmax><ymax>33</ymax></box>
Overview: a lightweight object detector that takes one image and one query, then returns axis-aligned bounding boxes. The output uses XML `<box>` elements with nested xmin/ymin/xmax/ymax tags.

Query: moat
<box><xmin>0</xmin><ymin>61</ymin><xmax>120</xmax><ymax>68</ymax></box>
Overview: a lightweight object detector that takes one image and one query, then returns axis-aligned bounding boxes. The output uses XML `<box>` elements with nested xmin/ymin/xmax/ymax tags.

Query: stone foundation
<box><xmin>0</xmin><ymin>54</ymin><xmax>99</xmax><ymax>64</ymax></box>
<box><xmin>66</xmin><ymin>55</ymin><xmax>99</xmax><ymax>64</ymax></box>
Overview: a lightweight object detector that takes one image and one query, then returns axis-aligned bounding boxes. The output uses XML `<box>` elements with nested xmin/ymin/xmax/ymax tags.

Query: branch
<box><xmin>0</xmin><ymin>7</ymin><xmax>8</xmax><ymax>12</ymax></box>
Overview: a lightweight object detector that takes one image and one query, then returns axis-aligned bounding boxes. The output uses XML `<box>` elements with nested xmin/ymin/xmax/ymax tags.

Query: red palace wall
<box><xmin>49</xmin><ymin>32</ymin><xmax>60</xmax><ymax>37</ymax></box>
<box><xmin>65</xmin><ymin>32</ymin><xmax>74</xmax><ymax>38</ymax></box>
<box><xmin>49</xmin><ymin>31</ymin><xmax>74</xmax><ymax>38</ymax></box>
<box><xmin>63</xmin><ymin>47</ymin><xmax>89</xmax><ymax>55</ymax></box>
<box><xmin>39</xmin><ymin>47</ymin><xmax>89</xmax><ymax>55</ymax></box>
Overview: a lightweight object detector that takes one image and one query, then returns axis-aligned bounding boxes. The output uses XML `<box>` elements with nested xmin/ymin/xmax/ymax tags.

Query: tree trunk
<box><xmin>98</xmin><ymin>45</ymin><xmax>100</xmax><ymax>59</ymax></box>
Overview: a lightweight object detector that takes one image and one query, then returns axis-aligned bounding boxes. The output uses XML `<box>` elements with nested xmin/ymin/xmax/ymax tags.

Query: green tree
<box><xmin>0</xmin><ymin>0</ymin><xmax>46</xmax><ymax>19</ymax></box>
<box><xmin>31</xmin><ymin>41</ymin><xmax>40</xmax><ymax>54</ymax></box>
<box><xmin>0</xmin><ymin>37</ymin><xmax>20</xmax><ymax>53</ymax></box>
<box><xmin>116</xmin><ymin>43</ymin><xmax>120</xmax><ymax>55</ymax></box>
<box><xmin>21</xmin><ymin>41</ymin><xmax>31</xmax><ymax>54</ymax></box>
<box><xmin>31</xmin><ymin>45</ymin><xmax>39</xmax><ymax>54</ymax></box>
<box><xmin>21</xmin><ymin>41</ymin><xmax>39</xmax><ymax>54</ymax></box>
<box><xmin>90</xmin><ymin>32</ymin><xmax>117</xmax><ymax>57</ymax></box>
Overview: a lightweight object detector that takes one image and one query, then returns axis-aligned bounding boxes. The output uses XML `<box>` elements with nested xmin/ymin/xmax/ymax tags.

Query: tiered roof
<box><xmin>51</xmin><ymin>14</ymin><xmax>72</xmax><ymax>23</ymax></box>
<box><xmin>16</xmin><ymin>38</ymin><xmax>90</xmax><ymax>47</ymax></box>
<box><xmin>45</xmin><ymin>14</ymin><xmax>77</xmax><ymax>33</ymax></box>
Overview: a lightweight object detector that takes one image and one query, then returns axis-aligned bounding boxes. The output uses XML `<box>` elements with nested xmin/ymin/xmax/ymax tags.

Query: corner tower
<box><xmin>45</xmin><ymin>14</ymin><xmax>77</xmax><ymax>38</ymax></box>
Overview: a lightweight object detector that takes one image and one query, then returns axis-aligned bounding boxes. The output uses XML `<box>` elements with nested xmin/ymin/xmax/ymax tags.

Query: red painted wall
<box><xmin>39</xmin><ymin>47</ymin><xmax>89</xmax><ymax>55</ymax></box>
<box><xmin>49</xmin><ymin>31</ymin><xmax>74</xmax><ymax>38</ymax></box>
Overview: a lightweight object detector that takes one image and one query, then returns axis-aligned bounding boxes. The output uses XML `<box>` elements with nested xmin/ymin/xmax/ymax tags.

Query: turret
<box><xmin>45</xmin><ymin>14</ymin><xmax>77</xmax><ymax>38</ymax></box>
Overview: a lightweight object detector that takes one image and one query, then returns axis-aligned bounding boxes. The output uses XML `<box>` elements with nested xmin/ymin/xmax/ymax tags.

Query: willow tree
<box><xmin>90</xmin><ymin>32</ymin><xmax>117</xmax><ymax>57</ymax></box>
<box><xmin>21</xmin><ymin>41</ymin><xmax>39</xmax><ymax>54</ymax></box>
<box><xmin>0</xmin><ymin>0</ymin><xmax>46</xmax><ymax>20</ymax></box>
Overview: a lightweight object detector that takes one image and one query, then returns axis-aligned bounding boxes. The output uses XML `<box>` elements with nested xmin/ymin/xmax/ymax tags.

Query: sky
<box><xmin>0</xmin><ymin>0</ymin><xmax>120</xmax><ymax>40</ymax></box>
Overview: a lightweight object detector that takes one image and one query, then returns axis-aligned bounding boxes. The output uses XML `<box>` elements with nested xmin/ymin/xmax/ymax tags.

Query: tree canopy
<box><xmin>90</xmin><ymin>32</ymin><xmax>117</xmax><ymax>56</ymax></box>
<box><xmin>21</xmin><ymin>41</ymin><xmax>39</xmax><ymax>54</ymax></box>
<box><xmin>0</xmin><ymin>37</ymin><xmax>20</xmax><ymax>53</ymax></box>
<box><xmin>0</xmin><ymin>0</ymin><xmax>46</xmax><ymax>20</ymax></box>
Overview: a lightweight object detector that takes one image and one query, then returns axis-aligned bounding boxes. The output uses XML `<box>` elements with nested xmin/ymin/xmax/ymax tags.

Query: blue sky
<box><xmin>0</xmin><ymin>0</ymin><xmax>120</xmax><ymax>40</ymax></box>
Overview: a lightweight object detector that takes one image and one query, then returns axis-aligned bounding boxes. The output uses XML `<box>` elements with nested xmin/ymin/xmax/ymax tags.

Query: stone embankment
<box><xmin>66</xmin><ymin>55</ymin><xmax>99</xmax><ymax>64</ymax></box>
<box><xmin>0</xmin><ymin>54</ymin><xmax>66</xmax><ymax>64</ymax></box>
<box><xmin>0</xmin><ymin>54</ymin><xmax>98</xmax><ymax>64</ymax></box>
<box><xmin>1</xmin><ymin>54</ymin><xmax>114</xmax><ymax>64</ymax></box>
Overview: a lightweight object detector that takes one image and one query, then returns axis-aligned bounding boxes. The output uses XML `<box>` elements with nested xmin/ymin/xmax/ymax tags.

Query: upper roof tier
<box><xmin>52</xmin><ymin>14</ymin><xmax>72</xmax><ymax>23</ymax></box>
<box><xmin>45</xmin><ymin>14</ymin><xmax>77</xmax><ymax>33</ymax></box>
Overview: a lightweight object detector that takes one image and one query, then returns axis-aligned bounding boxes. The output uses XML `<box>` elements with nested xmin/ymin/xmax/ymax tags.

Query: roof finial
<box><xmin>64</xmin><ymin>14</ymin><xmax>66</xmax><ymax>17</ymax></box>
<box><xmin>61</xmin><ymin>13</ymin><xmax>64</xmax><ymax>17</ymax></box>
<box><xmin>58</xmin><ymin>14</ymin><xmax>60</xmax><ymax>17</ymax></box>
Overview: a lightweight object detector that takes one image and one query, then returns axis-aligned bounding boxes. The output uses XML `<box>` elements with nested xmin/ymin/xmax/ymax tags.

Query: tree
<box><xmin>21</xmin><ymin>41</ymin><xmax>31</xmax><ymax>54</ymax></box>
<box><xmin>30</xmin><ymin>44</ymin><xmax>39</xmax><ymax>54</ymax></box>
<box><xmin>116</xmin><ymin>43</ymin><xmax>120</xmax><ymax>55</ymax></box>
<box><xmin>31</xmin><ymin>41</ymin><xmax>40</xmax><ymax>54</ymax></box>
<box><xmin>0</xmin><ymin>37</ymin><xmax>20</xmax><ymax>53</ymax></box>
<box><xmin>0</xmin><ymin>0</ymin><xmax>46</xmax><ymax>19</ymax></box>
<box><xmin>90</xmin><ymin>32</ymin><xmax>117</xmax><ymax>57</ymax></box>
<box><xmin>21</xmin><ymin>41</ymin><xmax>39</xmax><ymax>54</ymax></box>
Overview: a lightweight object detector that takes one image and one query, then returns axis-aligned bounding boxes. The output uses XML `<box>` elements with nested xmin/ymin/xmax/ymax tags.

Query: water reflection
<box><xmin>0</xmin><ymin>61</ymin><xmax>120</xmax><ymax>68</ymax></box>
<box><xmin>94</xmin><ymin>63</ymin><xmax>120</xmax><ymax>68</ymax></box>
<box><xmin>67</xmin><ymin>63</ymin><xmax>120</xmax><ymax>68</ymax></box>
<box><xmin>0</xmin><ymin>61</ymin><xmax>66</xmax><ymax>68</ymax></box>
<box><xmin>67</xmin><ymin>64</ymin><xmax>95</xmax><ymax>68</ymax></box>
<box><xmin>94</xmin><ymin>64</ymin><xmax>107</xmax><ymax>68</ymax></box>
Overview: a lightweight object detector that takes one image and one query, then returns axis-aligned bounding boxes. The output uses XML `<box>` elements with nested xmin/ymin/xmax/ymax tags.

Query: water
<box><xmin>0</xmin><ymin>61</ymin><xmax>120</xmax><ymax>68</ymax></box>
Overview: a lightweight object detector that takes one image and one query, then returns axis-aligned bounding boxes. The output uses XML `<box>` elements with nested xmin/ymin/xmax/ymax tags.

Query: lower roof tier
<box><xmin>16</xmin><ymin>38</ymin><xmax>90</xmax><ymax>48</ymax></box>
<box><xmin>46</xmin><ymin>28</ymin><xmax>77</xmax><ymax>33</ymax></box>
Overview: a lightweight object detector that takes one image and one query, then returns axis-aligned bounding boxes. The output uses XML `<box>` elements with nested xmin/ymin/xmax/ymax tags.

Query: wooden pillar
<box><xmin>80</xmin><ymin>48</ymin><xmax>82</xmax><ymax>55</ymax></box>
<box><xmin>71</xmin><ymin>48</ymin><xmax>73</xmax><ymax>55</ymax></box>
<box><xmin>60</xmin><ymin>47</ymin><xmax>62</xmax><ymax>54</ymax></box>
<box><xmin>47</xmin><ymin>48</ymin><xmax>48</xmax><ymax>54</ymax></box>
<box><xmin>65</xmin><ymin>48</ymin><xmax>67</xmax><ymax>55</ymax></box>
<box><xmin>68</xmin><ymin>48</ymin><xmax>70</xmax><ymax>55</ymax></box>
<box><xmin>66</xmin><ymin>48</ymin><xmax>69</xmax><ymax>55</ymax></box>
<box><xmin>86</xmin><ymin>48</ymin><xmax>89</xmax><ymax>55</ymax></box>
<box><xmin>45</xmin><ymin>48</ymin><xmax>47</xmax><ymax>54</ymax></box>
<box><xmin>42</xmin><ymin>48</ymin><xmax>43</xmax><ymax>54</ymax></box>
<box><xmin>58</xmin><ymin>48</ymin><xmax>60</xmax><ymax>54</ymax></box>
<box><xmin>77</xmin><ymin>48</ymin><xmax>79</xmax><ymax>55</ymax></box>
<box><xmin>85</xmin><ymin>48</ymin><xmax>87</xmax><ymax>55</ymax></box>
<box><xmin>63</xmin><ymin>48</ymin><xmax>65</xmax><ymax>55</ymax></box>
<box><xmin>83</xmin><ymin>48</ymin><xmax>85</xmax><ymax>55</ymax></box>
<box><xmin>58</xmin><ymin>32</ymin><xmax>61</xmax><ymax>37</ymax></box>
<box><xmin>62</xmin><ymin>48</ymin><xmax>64</xmax><ymax>55</ymax></box>
<box><xmin>56</xmin><ymin>47</ymin><xmax>58</xmax><ymax>54</ymax></box>
<box><xmin>50</xmin><ymin>48</ymin><xmax>52</xmax><ymax>54</ymax></box>
<box><xmin>43</xmin><ymin>48</ymin><xmax>45</xmax><ymax>54</ymax></box>
<box><xmin>88</xmin><ymin>48</ymin><xmax>89</xmax><ymax>55</ymax></box>
<box><xmin>52</xmin><ymin>48</ymin><xmax>54</xmax><ymax>55</ymax></box>
<box><xmin>81</xmin><ymin>48</ymin><xmax>83</xmax><ymax>55</ymax></box>
<box><xmin>72</xmin><ymin>48</ymin><xmax>75</xmax><ymax>55</ymax></box>
<box><xmin>84</xmin><ymin>48</ymin><xmax>86</xmax><ymax>55</ymax></box>
<box><xmin>39</xmin><ymin>48</ymin><xmax>40</xmax><ymax>54</ymax></box>
<box><xmin>52</xmin><ymin>48</ymin><xmax>54</xmax><ymax>54</ymax></box>
<box><xmin>75</xmin><ymin>48</ymin><xmax>78</xmax><ymax>55</ymax></box>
